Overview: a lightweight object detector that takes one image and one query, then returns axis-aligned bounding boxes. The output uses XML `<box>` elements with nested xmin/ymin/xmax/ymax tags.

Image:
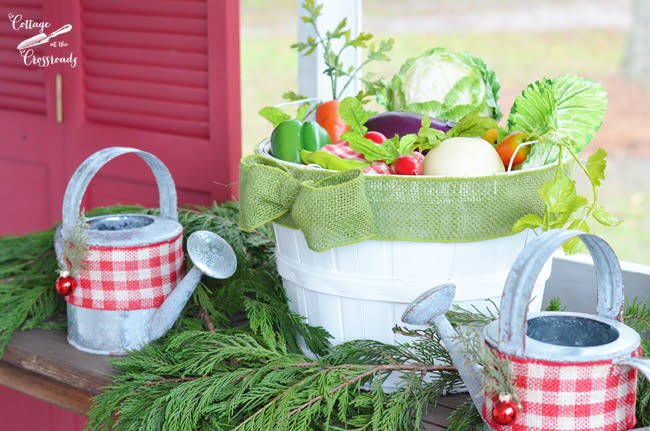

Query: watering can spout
<box><xmin>148</xmin><ymin>266</ymin><xmax>204</xmax><ymax>341</ymax></box>
<box><xmin>401</xmin><ymin>284</ymin><xmax>485</xmax><ymax>413</ymax></box>
<box><xmin>147</xmin><ymin>230</ymin><xmax>238</xmax><ymax>343</ymax></box>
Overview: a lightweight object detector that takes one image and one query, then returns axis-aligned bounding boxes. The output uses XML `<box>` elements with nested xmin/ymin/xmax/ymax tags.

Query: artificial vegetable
<box><xmin>365</xmin><ymin>111</ymin><xmax>455</xmax><ymax>139</ymax></box>
<box><xmin>271</xmin><ymin>120</ymin><xmax>303</xmax><ymax>163</ymax></box>
<box><xmin>270</xmin><ymin>120</ymin><xmax>330</xmax><ymax>163</ymax></box>
<box><xmin>496</xmin><ymin>131</ymin><xmax>530</xmax><ymax>169</ymax></box>
<box><xmin>364</xmin><ymin>131</ymin><xmax>387</xmax><ymax>144</ymax></box>
<box><xmin>507</xmin><ymin>74</ymin><xmax>607</xmax><ymax>168</ymax></box>
<box><xmin>394</xmin><ymin>154</ymin><xmax>423</xmax><ymax>175</ymax></box>
<box><xmin>300</xmin><ymin>150</ymin><xmax>369</xmax><ymax>171</ymax></box>
<box><xmin>422</xmin><ymin>137</ymin><xmax>505</xmax><ymax>177</ymax></box>
<box><xmin>316</xmin><ymin>100</ymin><xmax>349</xmax><ymax>144</ymax></box>
<box><xmin>384</xmin><ymin>48</ymin><xmax>502</xmax><ymax>122</ymax></box>
<box><xmin>301</xmin><ymin>121</ymin><xmax>331</xmax><ymax>151</ymax></box>
<box><xmin>483</xmin><ymin>128</ymin><xmax>498</xmax><ymax>145</ymax></box>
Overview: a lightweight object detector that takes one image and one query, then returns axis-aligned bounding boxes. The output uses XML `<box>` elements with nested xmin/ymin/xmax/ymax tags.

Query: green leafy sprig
<box><xmin>512</xmin><ymin>147</ymin><xmax>621</xmax><ymax>254</ymax></box>
<box><xmin>61</xmin><ymin>211</ymin><xmax>89</xmax><ymax>278</ymax></box>
<box><xmin>454</xmin><ymin>328</ymin><xmax>520</xmax><ymax>407</ymax></box>
<box><xmin>292</xmin><ymin>0</ymin><xmax>394</xmax><ymax>101</ymax></box>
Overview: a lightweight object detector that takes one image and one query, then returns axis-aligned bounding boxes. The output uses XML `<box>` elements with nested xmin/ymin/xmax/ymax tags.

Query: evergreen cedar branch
<box><xmin>0</xmin><ymin>203</ymin><xmax>648</xmax><ymax>430</ymax></box>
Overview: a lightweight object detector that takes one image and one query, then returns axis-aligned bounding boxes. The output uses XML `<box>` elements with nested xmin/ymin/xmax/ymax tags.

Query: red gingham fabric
<box><xmin>65</xmin><ymin>233</ymin><xmax>184</xmax><ymax>311</ymax></box>
<box><xmin>319</xmin><ymin>142</ymin><xmax>424</xmax><ymax>175</ymax></box>
<box><xmin>483</xmin><ymin>349</ymin><xmax>641</xmax><ymax>431</ymax></box>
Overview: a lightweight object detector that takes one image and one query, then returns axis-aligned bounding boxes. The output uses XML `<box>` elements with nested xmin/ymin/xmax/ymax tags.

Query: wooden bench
<box><xmin>1</xmin><ymin>256</ymin><xmax>647</xmax><ymax>428</ymax></box>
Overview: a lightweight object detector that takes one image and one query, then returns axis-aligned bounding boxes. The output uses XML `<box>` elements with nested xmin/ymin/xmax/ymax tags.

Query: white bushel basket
<box><xmin>241</xmin><ymin>139</ymin><xmax>561</xmax><ymax>350</ymax></box>
<box><xmin>274</xmin><ymin>224</ymin><xmax>551</xmax><ymax>347</ymax></box>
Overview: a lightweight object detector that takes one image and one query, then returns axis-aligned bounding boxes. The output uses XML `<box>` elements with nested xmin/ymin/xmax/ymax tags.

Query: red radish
<box><xmin>364</xmin><ymin>131</ymin><xmax>386</xmax><ymax>144</ymax></box>
<box><xmin>394</xmin><ymin>155</ymin><xmax>422</xmax><ymax>175</ymax></box>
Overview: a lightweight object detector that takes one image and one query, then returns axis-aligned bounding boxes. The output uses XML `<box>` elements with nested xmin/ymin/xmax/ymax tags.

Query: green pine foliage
<box><xmin>61</xmin><ymin>211</ymin><xmax>90</xmax><ymax>277</ymax></box>
<box><xmin>638</xmin><ymin>339</ymin><xmax>650</xmax><ymax>427</ymax></box>
<box><xmin>446</xmin><ymin>399</ymin><xmax>484</xmax><ymax>431</ymax></box>
<box><xmin>87</xmin><ymin>329</ymin><xmax>460</xmax><ymax>431</ymax></box>
<box><xmin>0</xmin><ymin>228</ymin><xmax>66</xmax><ymax>353</ymax></box>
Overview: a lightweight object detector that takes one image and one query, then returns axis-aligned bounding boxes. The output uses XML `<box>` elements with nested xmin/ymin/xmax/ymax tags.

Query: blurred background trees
<box><xmin>623</xmin><ymin>0</ymin><xmax>649</xmax><ymax>89</ymax></box>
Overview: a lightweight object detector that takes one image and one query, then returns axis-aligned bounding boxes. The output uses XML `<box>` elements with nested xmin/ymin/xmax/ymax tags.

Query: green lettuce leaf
<box><xmin>258</xmin><ymin>106</ymin><xmax>292</xmax><ymax>127</ymax></box>
<box><xmin>508</xmin><ymin>74</ymin><xmax>607</xmax><ymax>168</ymax></box>
<box><xmin>338</xmin><ymin>96</ymin><xmax>370</xmax><ymax>135</ymax></box>
<box><xmin>463</xmin><ymin>52</ymin><xmax>502</xmax><ymax>120</ymax></box>
<box><xmin>446</xmin><ymin>113</ymin><xmax>498</xmax><ymax>138</ymax></box>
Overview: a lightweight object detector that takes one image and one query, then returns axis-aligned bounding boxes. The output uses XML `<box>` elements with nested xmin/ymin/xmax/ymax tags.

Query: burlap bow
<box><xmin>239</xmin><ymin>155</ymin><xmax>375</xmax><ymax>252</ymax></box>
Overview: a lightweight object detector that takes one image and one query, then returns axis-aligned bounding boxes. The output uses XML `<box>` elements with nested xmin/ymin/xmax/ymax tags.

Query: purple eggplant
<box><xmin>365</xmin><ymin>112</ymin><xmax>457</xmax><ymax>138</ymax></box>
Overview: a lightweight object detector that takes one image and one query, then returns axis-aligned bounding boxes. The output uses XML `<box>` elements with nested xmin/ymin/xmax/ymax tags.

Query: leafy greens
<box><xmin>508</xmin><ymin>74</ymin><xmax>608</xmax><ymax>169</ymax></box>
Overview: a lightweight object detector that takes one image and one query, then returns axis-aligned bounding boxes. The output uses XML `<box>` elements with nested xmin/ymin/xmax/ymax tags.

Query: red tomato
<box><xmin>364</xmin><ymin>131</ymin><xmax>387</xmax><ymax>144</ymax></box>
<box><xmin>394</xmin><ymin>155</ymin><xmax>423</xmax><ymax>175</ymax></box>
<box><xmin>316</xmin><ymin>100</ymin><xmax>349</xmax><ymax>144</ymax></box>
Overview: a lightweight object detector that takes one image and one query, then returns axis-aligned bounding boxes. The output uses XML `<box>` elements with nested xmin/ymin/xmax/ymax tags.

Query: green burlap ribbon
<box><xmin>239</xmin><ymin>154</ymin><xmax>559</xmax><ymax>252</ymax></box>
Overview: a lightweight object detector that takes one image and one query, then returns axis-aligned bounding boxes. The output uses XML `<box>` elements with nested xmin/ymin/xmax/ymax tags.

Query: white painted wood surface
<box><xmin>545</xmin><ymin>254</ymin><xmax>650</xmax><ymax>311</ymax></box>
<box><xmin>297</xmin><ymin>0</ymin><xmax>362</xmax><ymax>100</ymax></box>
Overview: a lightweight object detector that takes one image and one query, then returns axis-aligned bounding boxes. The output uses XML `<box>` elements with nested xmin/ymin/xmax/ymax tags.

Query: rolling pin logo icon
<box><xmin>17</xmin><ymin>24</ymin><xmax>72</xmax><ymax>50</ymax></box>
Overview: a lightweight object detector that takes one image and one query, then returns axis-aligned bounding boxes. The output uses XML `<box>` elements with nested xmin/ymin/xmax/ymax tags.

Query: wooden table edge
<box><xmin>0</xmin><ymin>329</ymin><xmax>470</xmax><ymax>427</ymax></box>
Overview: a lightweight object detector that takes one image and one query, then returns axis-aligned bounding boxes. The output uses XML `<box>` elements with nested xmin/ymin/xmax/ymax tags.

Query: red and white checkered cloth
<box><xmin>483</xmin><ymin>351</ymin><xmax>641</xmax><ymax>431</ymax></box>
<box><xmin>66</xmin><ymin>234</ymin><xmax>184</xmax><ymax>311</ymax></box>
<box><xmin>319</xmin><ymin>142</ymin><xmax>424</xmax><ymax>175</ymax></box>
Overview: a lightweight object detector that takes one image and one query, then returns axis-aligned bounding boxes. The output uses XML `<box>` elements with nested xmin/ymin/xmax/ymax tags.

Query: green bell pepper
<box><xmin>300</xmin><ymin>121</ymin><xmax>330</xmax><ymax>151</ymax></box>
<box><xmin>271</xmin><ymin>120</ymin><xmax>331</xmax><ymax>163</ymax></box>
<box><xmin>301</xmin><ymin>150</ymin><xmax>369</xmax><ymax>171</ymax></box>
<box><xmin>271</xmin><ymin>119</ymin><xmax>302</xmax><ymax>163</ymax></box>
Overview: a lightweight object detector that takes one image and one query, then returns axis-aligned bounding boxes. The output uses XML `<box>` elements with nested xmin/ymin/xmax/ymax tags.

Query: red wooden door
<box><xmin>0</xmin><ymin>0</ymin><xmax>241</xmax><ymax>429</ymax></box>
<box><xmin>0</xmin><ymin>0</ymin><xmax>241</xmax><ymax>233</ymax></box>
<box><xmin>0</xmin><ymin>0</ymin><xmax>66</xmax><ymax>234</ymax></box>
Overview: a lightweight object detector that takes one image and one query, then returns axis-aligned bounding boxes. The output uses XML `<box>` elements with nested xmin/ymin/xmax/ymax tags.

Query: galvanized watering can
<box><xmin>403</xmin><ymin>229</ymin><xmax>650</xmax><ymax>431</ymax></box>
<box><xmin>55</xmin><ymin>147</ymin><xmax>237</xmax><ymax>355</ymax></box>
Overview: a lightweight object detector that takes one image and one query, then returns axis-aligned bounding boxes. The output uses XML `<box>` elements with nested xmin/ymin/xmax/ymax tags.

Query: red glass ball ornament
<box><xmin>492</xmin><ymin>395</ymin><xmax>518</xmax><ymax>426</ymax></box>
<box><xmin>56</xmin><ymin>275</ymin><xmax>77</xmax><ymax>296</ymax></box>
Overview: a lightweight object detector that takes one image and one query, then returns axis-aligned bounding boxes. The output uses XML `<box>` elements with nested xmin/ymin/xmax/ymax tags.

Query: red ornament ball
<box><xmin>492</xmin><ymin>396</ymin><xmax>518</xmax><ymax>426</ymax></box>
<box><xmin>55</xmin><ymin>275</ymin><xmax>77</xmax><ymax>296</ymax></box>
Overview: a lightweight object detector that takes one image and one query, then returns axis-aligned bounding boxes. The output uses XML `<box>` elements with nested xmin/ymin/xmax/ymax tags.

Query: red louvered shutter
<box><xmin>63</xmin><ymin>0</ymin><xmax>241</xmax><ymax>211</ymax></box>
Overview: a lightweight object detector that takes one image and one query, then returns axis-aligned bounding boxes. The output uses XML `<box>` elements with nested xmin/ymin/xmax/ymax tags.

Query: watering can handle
<box><xmin>61</xmin><ymin>147</ymin><xmax>178</xmax><ymax>238</ymax></box>
<box><xmin>498</xmin><ymin>229</ymin><xmax>624</xmax><ymax>357</ymax></box>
